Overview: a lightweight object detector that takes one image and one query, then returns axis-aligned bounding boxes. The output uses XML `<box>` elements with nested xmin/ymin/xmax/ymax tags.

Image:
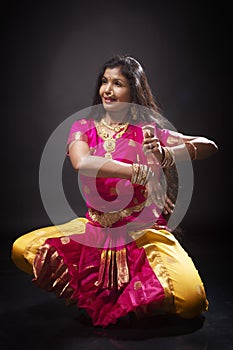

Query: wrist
<box><xmin>160</xmin><ymin>147</ymin><xmax>175</xmax><ymax>168</ymax></box>
<box><xmin>131</xmin><ymin>163</ymin><xmax>154</xmax><ymax>186</ymax></box>
<box><xmin>185</xmin><ymin>141</ymin><xmax>197</xmax><ymax>160</ymax></box>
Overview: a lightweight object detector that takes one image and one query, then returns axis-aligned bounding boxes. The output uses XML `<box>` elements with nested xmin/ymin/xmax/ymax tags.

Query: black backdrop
<box><xmin>1</xmin><ymin>0</ymin><xmax>230</xmax><ymax>242</ymax></box>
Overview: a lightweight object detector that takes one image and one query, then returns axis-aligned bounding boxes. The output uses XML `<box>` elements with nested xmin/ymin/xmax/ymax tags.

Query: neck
<box><xmin>105</xmin><ymin>111</ymin><xmax>129</xmax><ymax>125</ymax></box>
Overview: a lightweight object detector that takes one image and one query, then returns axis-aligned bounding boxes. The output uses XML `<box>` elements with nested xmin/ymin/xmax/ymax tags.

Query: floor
<box><xmin>1</xmin><ymin>223</ymin><xmax>232</xmax><ymax>350</ymax></box>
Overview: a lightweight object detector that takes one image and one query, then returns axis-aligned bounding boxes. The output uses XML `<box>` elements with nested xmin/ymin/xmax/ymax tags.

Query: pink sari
<box><xmin>32</xmin><ymin>118</ymin><xmax>208</xmax><ymax>326</ymax></box>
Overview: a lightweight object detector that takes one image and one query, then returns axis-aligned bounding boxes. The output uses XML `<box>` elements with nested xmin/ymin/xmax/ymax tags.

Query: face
<box><xmin>99</xmin><ymin>67</ymin><xmax>131</xmax><ymax>112</ymax></box>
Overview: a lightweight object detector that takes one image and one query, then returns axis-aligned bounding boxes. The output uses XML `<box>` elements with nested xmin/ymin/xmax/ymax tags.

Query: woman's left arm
<box><xmin>143</xmin><ymin>129</ymin><xmax>219</xmax><ymax>163</ymax></box>
<box><xmin>174</xmin><ymin>134</ymin><xmax>219</xmax><ymax>161</ymax></box>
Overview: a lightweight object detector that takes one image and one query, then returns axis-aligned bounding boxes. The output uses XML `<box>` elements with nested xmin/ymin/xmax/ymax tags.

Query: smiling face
<box><xmin>99</xmin><ymin>67</ymin><xmax>131</xmax><ymax>113</ymax></box>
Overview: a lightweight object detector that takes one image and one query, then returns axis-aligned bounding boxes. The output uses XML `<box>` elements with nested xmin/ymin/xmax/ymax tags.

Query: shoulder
<box><xmin>69</xmin><ymin>118</ymin><xmax>94</xmax><ymax>132</ymax></box>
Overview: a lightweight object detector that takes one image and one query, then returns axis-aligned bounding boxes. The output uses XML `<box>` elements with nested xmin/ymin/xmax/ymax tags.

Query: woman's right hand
<box><xmin>142</xmin><ymin>128</ymin><xmax>164</xmax><ymax>164</ymax></box>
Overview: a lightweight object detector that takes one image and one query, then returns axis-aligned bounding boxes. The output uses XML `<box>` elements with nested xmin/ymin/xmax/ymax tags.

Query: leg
<box><xmin>11</xmin><ymin>218</ymin><xmax>87</xmax><ymax>274</ymax></box>
<box><xmin>135</xmin><ymin>228</ymin><xmax>209</xmax><ymax>318</ymax></box>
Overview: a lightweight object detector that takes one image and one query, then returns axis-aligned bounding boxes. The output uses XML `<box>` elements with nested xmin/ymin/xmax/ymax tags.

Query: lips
<box><xmin>103</xmin><ymin>96</ymin><xmax>117</xmax><ymax>103</ymax></box>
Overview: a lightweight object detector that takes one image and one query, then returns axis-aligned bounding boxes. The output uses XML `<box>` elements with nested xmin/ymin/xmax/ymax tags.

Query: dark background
<box><xmin>1</xmin><ymin>1</ymin><xmax>232</xmax><ymax>349</ymax></box>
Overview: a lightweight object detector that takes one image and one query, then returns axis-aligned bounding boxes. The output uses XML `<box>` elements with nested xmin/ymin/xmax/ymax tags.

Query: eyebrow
<box><xmin>102</xmin><ymin>75</ymin><xmax>125</xmax><ymax>83</ymax></box>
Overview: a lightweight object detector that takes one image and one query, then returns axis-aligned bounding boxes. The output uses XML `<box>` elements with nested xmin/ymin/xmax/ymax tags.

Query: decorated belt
<box><xmin>88</xmin><ymin>201</ymin><xmax>147</xmax><ymax>228</ymax></box>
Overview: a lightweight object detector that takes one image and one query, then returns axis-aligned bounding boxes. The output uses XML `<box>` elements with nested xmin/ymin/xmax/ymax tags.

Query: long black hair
<box><xmin>91</xmin><ymin>54</ymin><xmax>168</xmax><ymax>126</ymax></box>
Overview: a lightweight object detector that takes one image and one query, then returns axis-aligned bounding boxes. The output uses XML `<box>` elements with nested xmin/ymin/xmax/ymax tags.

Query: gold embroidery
<box><xmin>95</xmin><ymin>248</ymin><xmax>129</xmax><ymax>290</ymax></box>
<box><xmin>128</xmin><ymin>140</ymin><xmax>136</xmax><ymax>147</ymax></box>
<box><xmin>116</xmin><ymin>248</ymin><xmax>129</xmax><ymax>288</ymax></box>
<box><xmin>84</xmin><ymin>185</ymin><xmax>90</xmax><ymax>194</ymax></box>
<box><xmin>74</xmin><ymin>131</ymin><xmax>83</xmax><ymax>140</ymax></box>
<box><xmin>152</xmin><ymin>208</ymin><xmax>160</xmax><ymax>218</ymax></box>
<box><xmin>60</xmin><ymin>237</ymin><xmax>70</xmax><ymax>245</ymax></box>
<box><xmin>134</xmin><ymin>281</ymin><xmax>142</xmax><ymax>290</ymax></box>
<box><xmin>88</xmin><ymin>201</ymin><xmax>147</xmax><ymax>228</ymax></box>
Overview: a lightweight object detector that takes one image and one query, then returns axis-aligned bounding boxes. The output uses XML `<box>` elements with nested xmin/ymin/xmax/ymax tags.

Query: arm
<box><xmin>142</xmin><ymin>129</ymin><xmax>219</xmax><ymax>215</ymax></box>
<box><xmin>175</xmin><ymin>134</ymin><xmax>219</xmax><ymax>160</ymax></box>
<box><xmin>68</xmin><ymin>140</ymin><xmax>132</xmax><ymax>179</ymax></box>
<box><xmin>143</xmin><ymin>131</ymin><xmax>219</xmax><ymax>162</ymax></box>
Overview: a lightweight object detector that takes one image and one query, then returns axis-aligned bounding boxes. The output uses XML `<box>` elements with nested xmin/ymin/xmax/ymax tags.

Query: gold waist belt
<box><xmin>88</xmin><ymin>201</ymin><xmax>146</xmax><ymax>228</ymax></box>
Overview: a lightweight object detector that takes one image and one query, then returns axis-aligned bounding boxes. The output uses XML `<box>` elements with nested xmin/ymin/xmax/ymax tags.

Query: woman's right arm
<box><xmin>68</xmin><ymin>140</ymin><xmax>132</xmax><ymax>179</ymax></box>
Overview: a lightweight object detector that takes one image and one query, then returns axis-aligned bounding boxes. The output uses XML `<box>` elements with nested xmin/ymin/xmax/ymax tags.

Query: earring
<box><xmin>131</xmin><ymin>105</ymin><xmax>138</xmax><ymax>121</ymax></box>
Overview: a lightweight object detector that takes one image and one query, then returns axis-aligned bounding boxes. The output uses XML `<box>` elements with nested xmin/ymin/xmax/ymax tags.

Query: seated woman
<box><xmin>12</xmin><ymin>55</ymin><xmax>218</xmax><ymax>327</ymax></box>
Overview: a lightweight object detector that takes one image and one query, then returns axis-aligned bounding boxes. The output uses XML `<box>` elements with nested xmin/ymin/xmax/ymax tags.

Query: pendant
<box><xmin>105</xmin><ymin>152</ymin><xmax>112</xmax><ymax>159</ymax></box>
<box><xmin>103</xmin><ymin>138</ymin><xmax>116</xmax><ymax>153</ymax></box>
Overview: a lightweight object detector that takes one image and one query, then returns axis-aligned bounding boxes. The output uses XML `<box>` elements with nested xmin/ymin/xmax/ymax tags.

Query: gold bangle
<box><xmin>185</xmin><ymin>141</ymin><xmax>197</xmax><ymax>160</ymax></box>
<box><xmin>131</xmin><ymin>163</ymin><xmax>153</xmax><ymax>186</ymax></box>
<box><xmin>160</xmin><ymin>147</ymin><xmax>175</xmax><ymax>168</ymax></box>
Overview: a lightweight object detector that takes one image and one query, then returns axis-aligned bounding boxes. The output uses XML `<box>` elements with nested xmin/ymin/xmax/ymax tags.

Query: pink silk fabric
<box><xmin>33</xmin><ymin>236</ymin><xmax>165</xmax><ymax>327</ymax></box>
<box><xmin>67</xmin><ymin>118</ymin><xmax>178</xmax><ymax>229</ymax></box>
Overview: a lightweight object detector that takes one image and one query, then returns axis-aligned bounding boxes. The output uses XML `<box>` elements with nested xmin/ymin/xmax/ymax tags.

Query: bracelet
<box><xmin>131</xmin><ymin>163</ymin><xmax>154</xmax><ymax>186</ymax></box>
<box><xmin>160</xmin><ymin>147</ymin><xmax>175</xmax><ymax>168</ymax></box>
<box><xmin>185</xmin><ymin>141</ymin><xmax>197</xmax><ymax>160</ymax></box>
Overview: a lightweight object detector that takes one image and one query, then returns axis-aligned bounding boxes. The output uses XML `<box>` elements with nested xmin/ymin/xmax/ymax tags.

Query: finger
<box><xmin>166</xmin><ymin>197</ymin><xmax>175</xmax><ymax>208</ymax></box>
<box><xmin>142</xmin><ymin>125</ymin><xmax>155</xmax><ymax>137</ymax></box>
<box><xmin>143</xmin><ymin>144</ymin><xmax>152</xmax><ymax>154</ymax></box>
<box><xmin>143</xmin><ymin>137</ymin><xmax>152</xmax><ymax>145</ymax></box>
<box><xmin>163</xmin><ymin>199</ymin><xmax>175</xmax><ymax>214</ymax></box>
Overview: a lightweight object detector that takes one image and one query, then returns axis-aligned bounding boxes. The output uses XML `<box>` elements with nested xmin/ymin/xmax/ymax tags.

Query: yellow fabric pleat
<box><xmin>11</xmin><ymin>217</ymin><xmax>87</xmax><ymax>275</ymax></box>
<box><xmin>133</xmin><ymin>228</ymin><xmax>209</xmax><ymax>318</ymax></box>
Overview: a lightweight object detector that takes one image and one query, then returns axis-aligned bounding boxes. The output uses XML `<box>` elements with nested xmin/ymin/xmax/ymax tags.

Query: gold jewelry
<box><xmin>95</xmin><ymin>120</ymin><xmax>129</xmax><ymax>159</ymax></box>
<box><xmin>101</xmin><ymin>119</ymin><xmax>129</xmax><ymax>133</ymax></box>
<box><xmin>130</xmin><ymin>105</ymin><xmax>138</xmax><ymax>121</ymax></box>
<box><xmin>185</xmin><ymin>141</ymin><xmax>197</xmax><ymax>160</ymax></box>
<box><xmin>103</xmin><ymin>139</ymin><xmax>116</xmax><ymax>159</ymax></box>
<box><xmin>160</xmin><ymin>147</ymin><xmax>175</xmax><ymax>168</ymax></box>
<box><xmin>131</xmin><ymin>163</ymin><xmax>154</xmax><ymax>186</ymax></box>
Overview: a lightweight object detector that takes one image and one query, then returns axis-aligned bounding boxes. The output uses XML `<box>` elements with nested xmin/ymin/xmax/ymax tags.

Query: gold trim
<box><xmin>88</xmin><ymin>201</ymin><xmax>147</xmax><ymax>228</ymax></box>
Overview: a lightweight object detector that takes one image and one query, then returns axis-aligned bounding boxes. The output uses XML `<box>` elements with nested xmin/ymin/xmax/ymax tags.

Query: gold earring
<box><xmin>131</xmin><ymin>105</ymin><xmax>138</xmax><ymax>121</ymax></box>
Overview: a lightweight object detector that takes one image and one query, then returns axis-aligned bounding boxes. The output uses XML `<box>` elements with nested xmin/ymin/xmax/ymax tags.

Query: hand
<box><xmin>145</xmin><ymin>174</ymin><xmax>175</xmax><ymax>216</ymax></box>
<box><xmin>146</xmin><ymin>175</ymin><xmax>166</xmax><ymax>213</ymax></box>
<box><xmin>163</xmin><ymin>194</ymin><xmax>175</xmax><ymax>215</ymax></box>
<box><xmin>142</xmin><ymin>130</ymin><xmax>164</xmax><ymax>164</ymax></box>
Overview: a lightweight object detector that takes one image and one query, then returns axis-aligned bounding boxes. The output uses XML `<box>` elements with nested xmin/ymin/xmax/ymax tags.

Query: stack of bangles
<box><xmin>160</xmin><ymin>146</ymin><xmax>175</xmax><ymax>168</ymax></box>
<box><xmin>131</xmin><ymin>146</ymin><xmax>176</xmax><ymax>186</ymax></box>
<box><xmin>131</xmin><ymin>163</ymin><xmax>154</xmax><ymax>186</ymax></box>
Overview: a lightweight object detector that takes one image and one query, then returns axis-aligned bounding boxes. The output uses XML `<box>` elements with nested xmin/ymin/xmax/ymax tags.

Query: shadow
<box><xmin>81</xmin><ymin>313</ymin><xmax>205</xmax><ymax>340</ymax></box>
<box><xmin>0</xmin><ymin>297</ymin><xmax>205</xmax><ymax>350</ymax></box>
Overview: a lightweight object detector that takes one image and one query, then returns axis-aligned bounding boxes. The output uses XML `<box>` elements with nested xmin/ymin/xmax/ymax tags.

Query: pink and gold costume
<box><xmin>11</xmin><ymin>118</ymin><xmax>208</xmax><ymax>327</ymax></box>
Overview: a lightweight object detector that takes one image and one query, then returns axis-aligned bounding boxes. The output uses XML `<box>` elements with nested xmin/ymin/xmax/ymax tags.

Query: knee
<box><xmin>11</xmin><ymin>236</ymin><xmax>33</xmax><ymax>275</ymax></box>
<box><xmin>176</xmin><ymin>285</ymin><xmax>209</xmax><ymax>319</ymax></box>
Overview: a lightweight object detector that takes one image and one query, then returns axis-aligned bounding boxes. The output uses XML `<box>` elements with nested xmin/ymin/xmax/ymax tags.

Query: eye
<box><xmin>115</xmin><ymin>81</ymin><xmax>122</xmax><ymax>87</ymax></box>
<box><xmin>101</xmin><ymin>77</ymin><xmax>107</xmax><ymax>84</ymax></box>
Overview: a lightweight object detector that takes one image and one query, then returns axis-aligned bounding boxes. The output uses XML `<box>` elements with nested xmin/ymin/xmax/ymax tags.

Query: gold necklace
<box><xmin>101</xmin><ymin>119</ymin><xmax>128</xmax><ymax>133</ymax></box>
<box><xmin>96</xmin><ymin>121</ymin><xmax>129</xmax><ymax>159</ymax></box>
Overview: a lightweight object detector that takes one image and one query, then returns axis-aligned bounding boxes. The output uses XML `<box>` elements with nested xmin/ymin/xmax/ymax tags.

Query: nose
<box><xmin>105</xmin><ymin>82</ymin><xmax>113</xmax><ymax>95</ymax></box>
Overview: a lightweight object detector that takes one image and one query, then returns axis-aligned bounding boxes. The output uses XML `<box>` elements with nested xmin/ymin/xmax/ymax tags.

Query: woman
<box><xmin>12</xmin><ymin>55</ymin><xmax>218</xmax><ymax>327</ymax></box>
